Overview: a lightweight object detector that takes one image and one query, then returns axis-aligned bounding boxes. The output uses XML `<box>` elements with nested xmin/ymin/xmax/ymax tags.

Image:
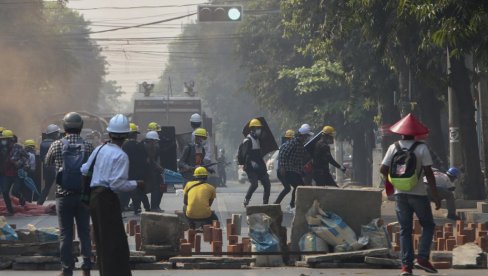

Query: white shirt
<box><xmin>27</xmin><ymin>152</ymin><xmax>36</xmax><ymax>171</ymax></box>
<box><xmin>381</xmin><ymin>140</ymin><xmax>433</xmax><ymax>196</ymax></box>
<box><xmin>81</xmin><ymin>143</ymin><xmax>137</xmax><ymax>193</ymax></box>
<box><xmin>424</xmin><ymin>171</ymin><xmax>455</xmax><ymax>190</ymax></box>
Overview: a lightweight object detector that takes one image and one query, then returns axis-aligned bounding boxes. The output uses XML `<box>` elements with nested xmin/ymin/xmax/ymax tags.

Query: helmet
<box><xmin>322</xmin><ymin>126</ymin><xmax>335</xmax><ymax>136</ymax></box>
<box><xmin>145</xmin><ymin>131</ymin><xmax>160</xmax><ymax>140</ymax></box>
<box><xmin>129</xmin><ymin>123</ymin><xmax>140</xmax><ymax>133</ymax></box>
<box><xmin>193</xmin><ymin>166</ymin><xmax>208</xmax><ymax>178</ymax></box>
<box><xmin>106</xmin><ymin>114</ymin><xmax>130</xmax><ymax>133</ymax></box>
<box><xmin>190</xmin><ymin>113</ymin><xmax>202</xmax><ymax>123</ymax></box>
<box><xmin>298</xmin><ymin>124</ymin><xmax>312</xmax><ymax>135</ymax></box>
<box><xmin>249</xmin><ymin>118</ymin><xmax>262</xmax><ymax>128</ymax></box>
<box><xmin>24</xmin><ymin>139</ymin><xmax>36</xmax><ymax>148</ymax></box>
<box><xmin>284</xmin><ymin>129</ymin><xmax>295</xmax><ymax>138</ymax></box>
<box><xmin>194</xmin><ymin>128</ymin><xmax>207</xmax><ymax>138</ymax></box>
<box><xmin>446</xmin><ymin>167</ymin><xmax>460</xmax><ymax>178</ymax></box>
<box><xmin>63</xmin><ymin>112</ymin><xmax>83</xmax><ymax>132</ymax></box>
<box><xmin>0</xmin><ymin>130</ymin><xmax>14</xmax><ymax>138</ymax></box>
<box><xmin>46</xmin><ymin>124</ymin><xmax>61</xmax><ymax>134</ymax></box>
<box><xmin>147</xmin><ymin>122</ymin><xmax>161</xmax><ymax>131</ymax></box>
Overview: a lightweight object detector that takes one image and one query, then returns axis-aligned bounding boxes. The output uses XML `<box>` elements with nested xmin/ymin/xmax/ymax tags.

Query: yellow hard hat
<box><xmin>129</xmin><ymin>123</ymin><xmax>139</xmax><ymax>133</ymax></box>
<box><xmin>249</xmin><ymin>118</ymin><xmax>262</xmax><ymax>128</ymax></box>
<box><xmin>284</xmin><ymin>129</ymin><xmax>295</xmax><ymax>138</ymax></box>
<box><xmin>322</xmin><ymin>126</ymin><xmax>335</xmax><ymax>136</ymax></box>
<box><xmin>0</xmin><ymin>129</ymin><xmax>14</xmax><ymax>138</ymax></box>
<box><xmin>24</xmin><ymin>139</ymin><xmax>36</xmax><ymax>148</ymax></box>
<box><xmin>193</xmin><ymin>166</ymin><xmax>208</xmax><ymax>178</ymax></box>
<box><xmin>194</xmin><ymin>128</ymin><xmax>207</xmax><ymax>138</ymax></box>
<box><xmin>147</xmin><ymin>122</ymin><xmax>161</xmax><ymax>131</ymax></box>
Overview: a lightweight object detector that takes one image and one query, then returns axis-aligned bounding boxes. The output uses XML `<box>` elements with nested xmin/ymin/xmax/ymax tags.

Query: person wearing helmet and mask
<box><xmin>23</xmin><ymin>140</ymin><xmax>37</xmax><ymax>174</ymax></box>
<box><xmin>241</xmin><ymin>118</ymin><xmax>271</xmax><ymax>207</ymax></box>
<box><xmin>0</xmin><ymin>129</ymin><xmax>29</xmax><ymax>215</ymax></box>
<box><xmin>143</xmin><ymin>130</ymin><xmax>165</xmax><ymax>212</ymax></box>
<box><xmin>190</xmin><ymin>113</ymin><xmax>213</xmax><ymax>163</ymax></box>
<box><xmin>423</xmin><ymin>167</ymin><xmax>460</xmax><ymax>220</ymax></box>
<box><xmin>274</xmin><ymin>125</ymin><xmax>311</xmax><ymax>210</ymax></box>
<box><xmin>312</xmin><ymin>126</ymin><xmax>346</xmax><ymax>187</ymax></box>
<box><xmin>81</xmin><ymin>114</ymin><xmax>144</xmax><ymax>276</ymax></box>
<box><xmin>183</xmin><ymin>166</ymin><xmax>218</xmax><ymax>229</ymax></box>
<box><xmin>121</xmin><ymin>123</ymin><xmax>150</xmax><ymax>215</ymax></box>
<box><xmin>45</xmin><ymin>113</ymin><xmax>93</xmax><ymax>276</ymax></box>
<box><xmin>379</xmin><ymin>113</ymin><xmax>440</xmax><ymax>276</ymax></box>
<box><xmin>216</xmin><ymin>148</ymin><xmax>227</xmax><ymax>187</ymax></box>
<box><xmin>179</xmin><ymin>128</ymin><xmax>208</xmax><ymax>185</ymax></box>
<box><xmin>37</xmin><ymin>124</ymin><xmax>61</xmax><ymax>205</ymax></box>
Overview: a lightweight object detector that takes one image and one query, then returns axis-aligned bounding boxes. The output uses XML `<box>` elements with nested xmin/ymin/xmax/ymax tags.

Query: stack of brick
<box><xmin>179</xmin><ymin>219</ymin><xmax>251</xmax><ymax>257</ymax></box>
<box><xmin>386</xmin><ymin>220</ymin><xmax>488</xmax><ymax>269</ymax></box>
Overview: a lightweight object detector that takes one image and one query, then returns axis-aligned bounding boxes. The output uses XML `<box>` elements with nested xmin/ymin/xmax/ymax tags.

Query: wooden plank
<box><xmin>364</xmin><ymin>256</ymin><xmax>401</xmax><ymax>268</ymax></box>
<box><xmin>304</xmin><ymin>248</ymin><xmax>390</xmax><ymax>264</ymax></box>
<box><xmin>169</xmin><ymin>256</ymin><xmax>255</xmax><ymax>264</ymax></box>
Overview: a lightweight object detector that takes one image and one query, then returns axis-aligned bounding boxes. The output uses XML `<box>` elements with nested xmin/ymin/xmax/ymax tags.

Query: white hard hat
<box><xmin>299</xmin><ymin>124</ymin><xmax>312</xmax><ymax>135</ymax></box>
<box><xmin>145</xmin><ymin>131</ymin><xmax>160</xmax><ymax>140</ymax></box>
<box><xmin>46</xmin><ymin>124</ymin><xmax>60</xmax><ymax>134</ymax></box>
<box><xmin>106</xmin><ymin>114</ymin><xmax>130</xmax><ymax>133</ymax></box>
<box><xmin>190</xmin><ymin>113</ymin><xmax>202</xmax><ymax>123</ymax></box>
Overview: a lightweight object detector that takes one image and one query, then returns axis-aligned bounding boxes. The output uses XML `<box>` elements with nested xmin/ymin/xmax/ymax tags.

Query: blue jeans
<box><xmin>395</xmin><ymin>194</ymin><xmax>435</xmax><ymax>267</ymax></box>
<box><xmin>56</xmin><ymin>195</ymin><xmax>92</xmax><ymax>273</ymax></box>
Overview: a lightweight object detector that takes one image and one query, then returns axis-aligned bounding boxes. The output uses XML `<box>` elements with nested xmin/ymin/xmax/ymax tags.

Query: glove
<box><xmin>251</xmin><ymin>161</ymin><xmax>259</xmax><ymax>169</ymax></box>
<box><xmin>340</xmin><ymin>166</ymin><xmax>346</xmax><ymax>173</ymax></box>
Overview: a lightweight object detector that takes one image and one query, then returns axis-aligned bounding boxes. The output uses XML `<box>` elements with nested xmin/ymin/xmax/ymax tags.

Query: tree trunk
<box><xmin>450</xmin><ymin>55</ymin><xmax>486</xmax><ymax>199</ymax></box>
<box><xmin>351</xmin><ymin>125</ymin><xmax>373</xmax><ymax>185</ymax></box>
<box><xmin>417</xmin><ymin>85</ymin><xmax>448</xmax><ymax>170</ymax></box>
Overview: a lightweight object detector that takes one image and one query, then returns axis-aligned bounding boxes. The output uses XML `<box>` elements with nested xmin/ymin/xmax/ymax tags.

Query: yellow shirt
<box><xmin>184</xmin><ymin>180</ymin><xmax>216</xmax><ymax>219</ymax></box>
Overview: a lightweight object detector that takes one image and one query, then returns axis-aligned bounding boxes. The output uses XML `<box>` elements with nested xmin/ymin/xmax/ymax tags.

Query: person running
<box><xmin>38</xmin><ymin>124</ymin><xmax>60</xmax><ymax>205</ymax></box>
<box><xmin>312</xmin><ymin>126</ymin><xmax>346</xmax><ymax>186</ymax></box>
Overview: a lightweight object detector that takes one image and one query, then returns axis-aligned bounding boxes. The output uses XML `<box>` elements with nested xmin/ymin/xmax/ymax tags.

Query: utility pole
<box><xmin>478</xmin><ymin>70</ymin><xmax>488</xmax><ymax>192</ymax></box>
<box><xmin>335</xmin><ymin>139</ymin><xmax>344</xmax><ymax>185</ymax></box>
<box><xmin>447</xmin><ymin>49</ymin><xmax>463</xmax><ymax>198</ymax></box>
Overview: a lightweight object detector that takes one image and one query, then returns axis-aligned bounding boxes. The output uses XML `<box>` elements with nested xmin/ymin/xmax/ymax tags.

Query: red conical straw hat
<box><xmin>389</xmin><ymin>113</ymin><xmax>429</xmax><ymax>136</ymax></box>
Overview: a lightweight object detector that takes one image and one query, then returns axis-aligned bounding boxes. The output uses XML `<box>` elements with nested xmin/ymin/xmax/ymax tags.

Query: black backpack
<box><xmin>237</xmin><ymin>138</ymin><xmax>249</xmax><ymax>166</ymax></box>
<box><xmin>388</xmin><ymin>141</ymin><xmax>423</xmax><ymax>191</ymax></box>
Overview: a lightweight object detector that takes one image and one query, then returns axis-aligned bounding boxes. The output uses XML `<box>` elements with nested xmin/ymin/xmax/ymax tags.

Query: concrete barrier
<box><xmin>141</xmin><ymin>212</ymin><xmax>182</xmax><ymax>251</ymax></box>
<box><xmin>290</xmin><ymin>186</ymin><xmax>382</xmax><ymax>252</ymax></box>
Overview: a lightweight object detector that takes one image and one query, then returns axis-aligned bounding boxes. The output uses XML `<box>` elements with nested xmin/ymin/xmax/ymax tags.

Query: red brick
<box><xmin>135</xmin><ymin>232</ymin><xmax>142</xmax><ymax>251</ymax></box>
<box><xmin>479</xmin><ymin>236</ymin><xmax>488</xmax><ymax>252</ymax></box>
<box><xmin>226</xmin><ymin>218</ymin><xmax>232</xmax><ymax>225</ymax></box>
<box><xmin>478</xmin><ymin>223</ymin><xmax>487</xmax><ymax>231</ymax></box>
<box><xmin>212</xmin><ymin>241</ymin><xmax>223</xmax><ymax>256</ymax></box>
<box><xmin>456</xmin><ymin>235</ymin><xmax>467</xmax><ymax>245</ymax></box>
<box><xmin>227</xmin><ymin>245</ymin><xmax>238</xmax><ymax>253</ymax></box>
<box><xmin>446</xmin><ymin>238</ymin><xmax>456</xmax><ymax>251</ymax></box>
<box><xmin>464</xmin><ymin>229</ymin><xmax>476</xmax><ymax>243</ymax></box>
<box><xmin>444</xmin><ymin>223</ymin><xmax>453</xmax><ymax>232</ymax></box>
<box><xmin>432</xmin><ymin>261</ymin><xmax>451</xmax><ymax>269</ymax></box>
<box><xmin>180</xmin><ymin>243</ymin><xmax>192</xmax><ymax>256</ymax></box>
<box><xmin>435</xmin><ymin>231</ymin><xmax>443</xmax><ymax>239</ymax></box>
<box><xmin>456</xmin><ymin>220</ymin><xmax>464</xmax><ymax>235</ymax></box>
<box><xmin>468</xmin><ymin>223</ymin><xmax>477</xmax><ymax>230</ymax></box>
<box><xmin>437</xmin><ymin>238</ymin><xmax>446</xmax><ymax>251</ymax></box>
<box><xmin>444</xmin><ymin>232</ymin><xmax>453</xmax><ymax>239</ymax></box>
<box><xmin>212</xmin><ymin>228</ymin><xmax>222</xmax><ymax>242</ymax></box>
<box><xmin>128</xmin><ymin>219</ymin><xmax>137</xmax><ymax>236</ymax></box>
<box><xmin>228</xmin><ymin>235</ymin><xmax>239</xmax><ymax>245</ymax></box>
<box><xmin>187</xmin><ymin>229</ymin><xmax>196</xmax><ymax>248</ymax></box>
<box><xmin>242</xmin><ymin>238</ymin><xmax>251</xmax><ymax>253</ymax></box>
<box><xmin>135</xmin><ymin>224</ymin><xmax>141</xmax><ymax>234</ymax></box>
<box><xmin>194</xmin><ymin>235</ymin><xmax>201</xmax><ymax>253</ymax></box>
<box><xmin>203</xmin><ymin>225</ymin><xmax>212</xmax><ymax>242</ymax></box>
<box><xmin>212</xmin><ymin>220</ymin><xmax>220</xmax><ymax>228</ymax></box>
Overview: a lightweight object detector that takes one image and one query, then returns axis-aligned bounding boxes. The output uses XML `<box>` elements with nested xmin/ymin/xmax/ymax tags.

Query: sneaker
<box><xmin>414</xmin><ymin>258</ymin><xmax>438</xmax><ymax>273</ymax></box>
<box><xmin>400</xmin><ymin>265</ymin><xmax>412</xmax><ymax>276</ymax></box>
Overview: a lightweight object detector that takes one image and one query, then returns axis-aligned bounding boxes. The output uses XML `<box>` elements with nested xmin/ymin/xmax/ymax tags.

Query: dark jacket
<box><xmin>313</xmin><ymin>138</ymin><xmax>341</xmax><ymax>172</ymax></box>
<box><xmin>241</xmin><ymin>136</ymin><xmax>267</xmax><ymax>176</ymax></box>
<box><xmin>178</xmin><ymin>143</ymin><xmax>206</xmax><ymax>179</ymax></box>
<box><xmin>122</xmin><ymin>139</ymin><xmax>148</xmax><ymax>180</ymax></box>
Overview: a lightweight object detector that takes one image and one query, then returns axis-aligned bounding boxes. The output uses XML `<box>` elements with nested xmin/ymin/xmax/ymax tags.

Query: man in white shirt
<box><xmin>380</xmin><ymin>113</ymin><xmax>440</xmax><ymax>276</ymax></box>
<box><xmin>424</xmin><ymin>167</ymin><xmax>460</xmax><ymax>220</ymax></box>
<box><xmin>81</xmin><ymin>114</ymin><xmax>144</xmax><ymax>276</ymax></box>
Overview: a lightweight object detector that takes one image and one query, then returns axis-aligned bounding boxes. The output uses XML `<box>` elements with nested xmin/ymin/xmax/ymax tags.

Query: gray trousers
<box><xmin>427</xmin><ymin>187</ymin><xmax>456</xmax><ymax>217</ymax></box>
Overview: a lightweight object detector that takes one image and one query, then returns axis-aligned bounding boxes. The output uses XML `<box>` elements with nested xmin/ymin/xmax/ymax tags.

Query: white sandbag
<box><xmin>299</xmin><ymin>232</ymin><xmax>329</xmax><ymax>253</ymax></box>
<box><xmin>360</xmin><ymin>218</ymin><xmax>391</xmax><ymax>249</ymax></box>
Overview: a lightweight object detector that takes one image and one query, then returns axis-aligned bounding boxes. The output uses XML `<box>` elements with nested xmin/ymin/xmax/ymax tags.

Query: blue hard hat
<box><xmin>446</xmin><ymin>167</ymin><xmax>460</xmax><ymax>178</ymax></box>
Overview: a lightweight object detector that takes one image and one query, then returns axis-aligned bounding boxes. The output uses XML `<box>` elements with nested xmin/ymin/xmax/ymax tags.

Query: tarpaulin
<box><xmin>0</xmin><ymin>196</ymin><xmax>56</xmax><ymax>216</ymax></box>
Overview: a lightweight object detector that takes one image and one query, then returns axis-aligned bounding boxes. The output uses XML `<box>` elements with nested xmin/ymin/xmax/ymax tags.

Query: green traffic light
<box><xmin>228</xmin><ymin>8</ymin><xmax>241</xmax><ymax>21</ymax></box>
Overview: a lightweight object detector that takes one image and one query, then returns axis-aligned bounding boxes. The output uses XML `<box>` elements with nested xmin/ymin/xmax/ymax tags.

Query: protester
<box><xmin>190</xmin><ymin>113</ymin><xmax>212</xmax><ymax>163</ymax></box>
<box><xmin>240</xmin><ymin>119</ymin><xmax>271</xmax><ymax>207</ymax></box>
<box><xmin>143</xmin><ymin>131</ymin><xmax>164</xmax><ymax>212</ymax></box>
<box><xmin>216</xmin><ymin>148</ymin><xmax>227</xmax><ymax>187</ymax></box>
<box><xmin>274</xmin><ymin>125</ymin><xmax>311</xmax><ymax>210</ymax></box>
<box><xmin>179</xmin><ymin>127</ymin><xmax>208</xmax><ymax>185</ymax></box>
<box><xmin>380</xmin><ymin>113</ymin><xmax>440</xmax><ymax>276</ymax></box>
<box><xmin>183</xmin><ymin>166</ymin><xmax>218</xmax><ymax>229</ymax></box>
<box><xmin>425</xmin><ymin>167</ymin><xmax>460</xmax><ymax>220</ymax></box>
<box><xmin>82</xmin><ymin>114</ymin><xmax>144</xmax><ymax>276</ymax></box>
<box><xmin>38</xmin><ymin>124</ymin><xmax>61</xmax><ymax>205</ymax></box>
<box><xmin>312</xmin><ymin>126</ymin><xmax>346</xmax><ymax>186</ymax></box>
<box><xmin>45</xmin><ymin>112</ymin><xmax>93</xmax><ymax>276</ymax></box>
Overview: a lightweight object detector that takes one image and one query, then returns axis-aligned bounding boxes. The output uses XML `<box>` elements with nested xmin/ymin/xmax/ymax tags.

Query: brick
<box><xmin>135</xmin><ymin>224</ymin><xmax>141</xmax><ymax>234</ymax></box>
<box><xmin>232</xmin><ymin>214</ymin><xmax>242</xmax><ymax>235</ymax></box>
<box><xmin>479</xmin><ymin>236</ymin><xmax>488</xmax><ymax>252</ymax></box>
<box><xmin>456</xmin><ymin>235</ymin><xmax>467</xmax><ymax>246</ymax></box>
<box><xmin>432</xmin><ymin>261</ymin><xmax>451</xmax><ymax>269</ymax></box>
<box><xmin>444</xmin><ymin>223</ymin><xmax>453</xmax><ymax>233</ymax></box>
<box><xmin>478</xmin><ymin>223</ymin><xmax>487</xmax><ymax>231</ymax></box>
<box><xmin>234</xmin><ymin>243</ymin><xmax>243</xmax><ymax>254</ymax></box>
<box><xmin>414</xmin><ymin>219</ymin><xmax>421</xmax><ymax>235</ymax></box>
<box><xmin>187</xmin><ymin>229</ymin><xmax>196</xmax><ymax>248</ymax></box>
<box><xmin>128</xmin><ymin>219</ymin><xmax>137</xmax><ymax>236</ymax></box>
<box><xmin>212</xmin><ymin>241</ymin><xmax>222</xmax><ymax>256</ymax></box>
<box><xmin>446</xmin><ymin>238</ymin><xmax>456</xmax><ymax>251</ymax></box>
<box><xmin>435</xmin><ymin>231</ymin><xmax>443</xmax><ymax>239</ymax></box>
<box><xmin>226</xmin><ymin>218</ymin><xmax>232</xmax><ymax>225</ymax></box>
<box><xmin>464</xmin><ymin>229</ymin><xmax>476</xmax><ymax>243</ymax></box>
<box><xmin>194</xmin><ymin>235</ymin><xmax>201</xmax><ymax>253</ymax></box>
<box><xmin>227</xmin><ymin>245</ymin><xmax>238</xmax><ymax>253</ymax></box>
<box><xmin>242</xmin><ymin>238</ymin><xmax>251</xmax><ymax>253</ymax></box>
<box><xmin>456</xmin><ymin>220</ymin><xmax>464</xmax><ymax>235</ymax></box>
<box><xmin>212</xmin><ymin>220</ymin><xmax>220</xmax><ymax>228</ymax></box>
<box><xmin>135</xmin><ymin>232</ymin><xmax>142</xmax><ymax>251</ymax></box>
<box><xmin>444</xmin><ymin>232</ymin><xmax>453</xmax><ymax>239</ymax></box>
<box><xmin>228</xmin><ymin>235</ymin><xmax>239</xmax><ymax>245</ymax></box>
<box><xmin>212</xmin><ymin>228</ymin><xmax>222</xmax><ymax>242</ymax></box>
<box><xmin>180</xmin><ymin>243</ymin><xmax>192</xmax><ymax>256</ymax></box>
<box><xmin>437</xmin><ymin>238</ymin><xmax>446</xmax><ymax>251</ymax></box>
<box><xmin>468</xmin><ymin>223</ymin><xmax>477</xmax><ymax>230</ymax></box>
<box><xmin>203</xmin><ymin>225</ymin><xmax>212</xmax><ymax>242</ymax></box>
<box><xmin>180</xmin><ymin>239</ymin><xmax>187</xmax><ymax>244</ymax></box>
<box><xmin>477</xmin><ymin>202</ymin><xmax>488</xmax><ymax>213</ymax></box>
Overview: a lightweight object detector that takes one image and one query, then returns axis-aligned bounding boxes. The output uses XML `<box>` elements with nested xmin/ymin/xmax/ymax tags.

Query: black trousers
<box><xmin>275</xmin><ymin>171</ymin><xmax>304</xmax><ymax>207</ymax></box>
<box><xmin>244</xmin><ymin>170</ymin><xmax>271</xmax><ymax>204</ymax></box>
<box><xmin>90</xmin><ymin>187</ymin><xmax>132</xmax><ymax>276</ymax></box>
<box><xmin>183</xmin><ymin>206</ymin><xmax>219</xmax><ymax>229</ymax></box>
<box><xmin>38</xmin><ymin>167</ymin><xmax>56</xmax><ymax>205</ymax></box>
<box><xmin>313</xmin><ymin>169</ymin><xmax>338</xmax><ymax>187</ymax></box>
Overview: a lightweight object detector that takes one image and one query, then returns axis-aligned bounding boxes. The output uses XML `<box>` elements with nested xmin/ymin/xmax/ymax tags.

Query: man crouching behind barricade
<box><xmin>183</xmin><ymin>166</ymin><xmax>218</xmax><ymax>230</ymax></box>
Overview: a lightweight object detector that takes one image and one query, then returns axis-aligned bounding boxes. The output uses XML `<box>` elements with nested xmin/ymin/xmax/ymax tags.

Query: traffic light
<box><xmin>198</xmin><ymin>5</ymin><xmax>242</xmax><ymax>22</ymax></box>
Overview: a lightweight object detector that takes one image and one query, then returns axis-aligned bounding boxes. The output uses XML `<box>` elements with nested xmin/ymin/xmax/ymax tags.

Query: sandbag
<box><xmin>360</xmin><ymin>218</ymin><xmax>391</xmax><ymax>249</ymax></box>
<box><xmin>299</xmin><ymin>232</ymin><xmax>329</xmax><ymax>253</ymax></box>
<box><xmin>0</xmin><ymin>216</ymin><xmax>18</xmax><ymax>241</ymax></box>
<box><xmin>247</xmin><ymin>213</ymin><xmax>283</xmax><ymax>267</ymax></box>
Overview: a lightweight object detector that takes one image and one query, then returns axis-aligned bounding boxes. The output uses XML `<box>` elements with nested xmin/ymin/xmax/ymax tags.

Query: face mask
<box><xmin>255</xmin><ymin>129</ymin><xmax>262</xmax><ymax>136</ymax></box>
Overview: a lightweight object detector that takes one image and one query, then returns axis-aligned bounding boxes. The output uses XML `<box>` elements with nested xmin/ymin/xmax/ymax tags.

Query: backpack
<box><xmin>57</xmin><ymin>138</ymin><xmax>86</xmax><ymax>191</ymax></box>
<box><xmin>237</xmin><ymin>138</ymin><xmax>249</xmax><ymax>166</ymax></box>
<box><xmin>388</xmin><ymin>141</ymin><xmax>423</xmax><ymax>191</ymax></box>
